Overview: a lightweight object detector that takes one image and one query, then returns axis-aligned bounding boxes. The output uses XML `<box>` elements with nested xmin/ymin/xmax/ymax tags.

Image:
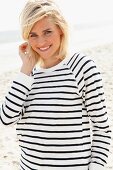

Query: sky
<box><xmin>0</xmin><ymin>0</ymin><xmax>113</xmax><ymax>32</ymax></box>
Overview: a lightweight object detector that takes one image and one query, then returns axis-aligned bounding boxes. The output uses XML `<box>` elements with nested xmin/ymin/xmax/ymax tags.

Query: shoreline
<box><xmin>1</xmin><ymin>22</ymin><xmax>113</xmax><ymax>74</ymax></box>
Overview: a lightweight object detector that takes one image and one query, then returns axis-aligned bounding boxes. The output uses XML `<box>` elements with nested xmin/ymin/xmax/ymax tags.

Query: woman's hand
<box><xmin>19</xmin><ymin>42</ymin><xmax>37</xmax><ymax>76</ymax></box>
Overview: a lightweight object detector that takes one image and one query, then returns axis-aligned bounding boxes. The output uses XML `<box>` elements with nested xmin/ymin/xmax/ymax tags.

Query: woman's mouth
<box><xmin>39</xmin><ymin>45</ymin><xmax>51</xmax><ymax>52</ymax></box>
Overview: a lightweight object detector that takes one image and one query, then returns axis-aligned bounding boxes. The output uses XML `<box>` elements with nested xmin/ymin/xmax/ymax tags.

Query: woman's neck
<box><xmin>40</xmin><ymin>57</ymin><xmax>62</xmax><ymax>69</ymax></box>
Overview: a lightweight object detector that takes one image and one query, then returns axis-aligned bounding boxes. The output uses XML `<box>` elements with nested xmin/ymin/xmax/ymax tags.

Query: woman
<box><xmin>0</xmin><ymin>0</ymin><xmax>111</xmax><ymax>169</ymax></box>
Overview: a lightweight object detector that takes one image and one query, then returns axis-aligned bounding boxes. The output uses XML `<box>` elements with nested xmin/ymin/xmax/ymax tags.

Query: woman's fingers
<box><xmin>19</xmin><ymin>42</ymin><xmax>28</xmax><ymax>52</ymax></box>
<box><xmin>19</xmin><ymin>42</ymin><xmax>30</xmax><ymax>60</ymax></box>
<box><xmin>19</xmin><ymin>42</ymin><xmax>37</xmax><ymax>75</ymax></box>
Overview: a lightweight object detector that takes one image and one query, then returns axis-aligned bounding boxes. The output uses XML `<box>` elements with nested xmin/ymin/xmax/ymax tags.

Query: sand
<box><xmin>0</xmin><ymin>42</ymin><xmax>113</xmax><ymax>169</ymax></box>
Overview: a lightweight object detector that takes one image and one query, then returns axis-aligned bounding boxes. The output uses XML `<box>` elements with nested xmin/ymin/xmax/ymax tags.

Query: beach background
<box><xmin>0</xmin><ymin>0</ymin><xmax>113</xmax><ymax>169</ymax></box>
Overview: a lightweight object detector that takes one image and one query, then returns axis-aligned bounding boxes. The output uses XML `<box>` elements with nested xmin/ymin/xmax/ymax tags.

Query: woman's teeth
<box><xmin>39</xmin><ymin>46</ymin><xmax>50</xmax><ymax>51</ymax></box>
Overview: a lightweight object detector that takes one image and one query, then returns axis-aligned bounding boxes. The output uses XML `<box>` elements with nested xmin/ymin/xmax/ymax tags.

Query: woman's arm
<box><xmin>83</xmin><ymin>59</ymin><xmax>111</xmax><ymax>170</ymax></box>
<box><xmin>0</xmin><ymin>42</ymin><xmax>37</xmax><ymax>125</ymax></box>
<box><xmin>0</xmin><ymin>73</ymin><xmax>33</xmax><ymax>125</ymax></box>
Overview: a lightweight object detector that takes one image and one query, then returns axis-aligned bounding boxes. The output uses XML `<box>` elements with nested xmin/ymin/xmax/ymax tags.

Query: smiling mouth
<box><xmin>39</xmin><ymin>45</ymin><xmax>51</xmax><ymax>52</ymax></box>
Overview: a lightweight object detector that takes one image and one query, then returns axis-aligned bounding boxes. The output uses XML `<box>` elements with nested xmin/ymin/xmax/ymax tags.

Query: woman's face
<box><xmin>28</xmin><ymin>16</ymin><xmax>62</xmax><ymax>61</ymax></box>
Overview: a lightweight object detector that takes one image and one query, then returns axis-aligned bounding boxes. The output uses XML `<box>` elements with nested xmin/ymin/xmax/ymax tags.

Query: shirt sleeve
<box><xmin>83</xmin><ymin>59</ymin><xmax>111</xmax><ymax>170</ymax></box>
<box><xmin>0</xmin><ymin>72</ymin><xmax>34</xmax><ymax>125</ymax></box>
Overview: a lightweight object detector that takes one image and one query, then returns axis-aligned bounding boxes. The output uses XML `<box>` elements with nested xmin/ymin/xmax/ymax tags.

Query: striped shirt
<box><xmin>0</xmin><ymin>53</ymin><xmax>111</xmax><ymax>170</ymax></box>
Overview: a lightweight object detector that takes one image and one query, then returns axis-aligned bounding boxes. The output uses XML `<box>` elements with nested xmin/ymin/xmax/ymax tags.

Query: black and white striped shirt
<box><xmin>0</xmin><ymin>53</ymin><xmax>111</xmax><ymax>170</ymax></box>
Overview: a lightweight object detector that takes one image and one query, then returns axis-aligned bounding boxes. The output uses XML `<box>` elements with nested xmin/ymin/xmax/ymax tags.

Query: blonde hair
<box><xmin>20</xmin><ymin>0</ymin><xmax>69</xmax><ymax>61</ymax></box>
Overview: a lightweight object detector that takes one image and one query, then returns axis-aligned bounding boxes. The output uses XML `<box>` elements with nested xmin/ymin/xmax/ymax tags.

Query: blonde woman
<box><xmin>0</xmin><ymin>0</ymin><xmax>111</xmax><ymax>169</ymax></box>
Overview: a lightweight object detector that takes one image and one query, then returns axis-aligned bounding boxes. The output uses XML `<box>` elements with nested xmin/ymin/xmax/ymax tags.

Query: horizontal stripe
<box><xmin>13</xmin><ymin>81</ymin><xmax>29</xmax><ymax>91</ymax></box>
<box><xmin>11</xmin><ymin>86</ymin><xmax>26</xmax><ymax>95</ymax></box>
<box><xmin>17</xmin><ymin>131</ymin><xmax>90</xmax><ymax>140</ymax></box>
<box><xmin>91</xmin><ymin>156</ymin><xmax>106</xmax><ymax>164</ymax></box>
<box><xmin>19</xmin><ymin>135</ymin><xmax>90</xmax><ymax>147</ymax></box>
<box><xmin>6</xmin><ymin>97</ymin><xmax>22</xmax><ymax>107</ymax></box>
<box><xmin>34</xmin><ymin>72</ymin><xmax>73</xmax><ymax>79</ymax></box>
<box><xmin>22</xmin><ymin>148</ymin><xmax>91</xmax><ymax>160</ymax></box>
<box><xmin>20</xmin><ymin>115</ymin><xmax>83</xmax><ymax>120</ymax></box>
<box><xmin>9</xmin><ymin>92</ymin><xmax>25</xmax><ymax>101</ymax></box>
<box><xmin>26</xmin><ymin>96</ymin><xmax>81</xmax><ymax>102</ymax></box>
<box><xmin>21</xmin><ymin>154</ymin><xmax>90</xmax><ymax>167</ymax></box>
<box><xmin>32</xmin><ymin>84</ymin><xmax>78</xmax><ymax>90</ymax></box>
<box><xmin>2</xmin><ymin>105</ymin><xmax>19</xmax><ymax>118</ymax></box>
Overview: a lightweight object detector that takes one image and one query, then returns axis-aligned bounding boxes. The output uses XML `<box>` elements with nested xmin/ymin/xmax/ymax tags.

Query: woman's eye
<box><xmin>45</xmin><ymin>30</ymin><xmax>52</xmax><ymax>35</ymax></box>
<box><xmin>29</xmin><ymin>34</ymin><xmax>37</xmax><ymax>38</ymax></box>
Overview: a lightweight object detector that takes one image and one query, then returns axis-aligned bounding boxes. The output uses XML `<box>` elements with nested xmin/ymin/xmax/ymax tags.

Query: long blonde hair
<box><xmin>20</xmin><ymin>0</ymin><xmax>69</xmax><ymax>62</ymax></box>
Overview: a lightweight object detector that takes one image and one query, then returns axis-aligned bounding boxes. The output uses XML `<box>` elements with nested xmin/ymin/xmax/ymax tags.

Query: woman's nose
<box><xmin>37</xmin><ymin>36</ymin><xmax>46</xmax><ymax>46</ymax></box>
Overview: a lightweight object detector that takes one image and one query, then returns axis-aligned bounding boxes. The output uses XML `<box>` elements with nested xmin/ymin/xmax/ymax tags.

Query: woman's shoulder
<box><xmin>66</xmin><ymin>51</ymin><xmax>96</xmax><ymax>70</ymax></box>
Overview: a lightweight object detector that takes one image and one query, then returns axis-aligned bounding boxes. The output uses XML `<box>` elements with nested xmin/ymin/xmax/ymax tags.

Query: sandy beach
<box><xmin>0</xmin><ymin>42</ymin><xmax>113</xmax><ymax>169</ymax></box>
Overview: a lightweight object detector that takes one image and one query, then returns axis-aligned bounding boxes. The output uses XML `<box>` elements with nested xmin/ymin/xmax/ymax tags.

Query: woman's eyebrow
<box><xmin>30</xmin><ymin>28</ymin><xmax>51</xmax><ymax>35</ymax></box>
<box><xmin>43</xmin><ymin>28</ymin><xmax>51</xmax><ymax>32</ymax></box>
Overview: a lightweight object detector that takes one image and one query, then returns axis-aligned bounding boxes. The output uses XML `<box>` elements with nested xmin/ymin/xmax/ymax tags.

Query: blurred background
<box><xmin>0</xmin><ymin>0</ymin><xmax>113</xmax><ymax>73</ymax></box>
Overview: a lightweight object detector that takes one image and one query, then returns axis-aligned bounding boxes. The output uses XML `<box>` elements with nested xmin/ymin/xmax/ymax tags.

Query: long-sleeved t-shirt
<box><xmin>0</xmin><ymin>52</ymin><xmax>111</xmax><ymax>170</ymax></box>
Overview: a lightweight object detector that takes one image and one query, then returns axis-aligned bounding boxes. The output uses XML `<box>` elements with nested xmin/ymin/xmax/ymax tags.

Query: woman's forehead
<box><xmin>31</xmin><ymin>16</ymin><xmax>57</xmax><ymax>31</ymax></box>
